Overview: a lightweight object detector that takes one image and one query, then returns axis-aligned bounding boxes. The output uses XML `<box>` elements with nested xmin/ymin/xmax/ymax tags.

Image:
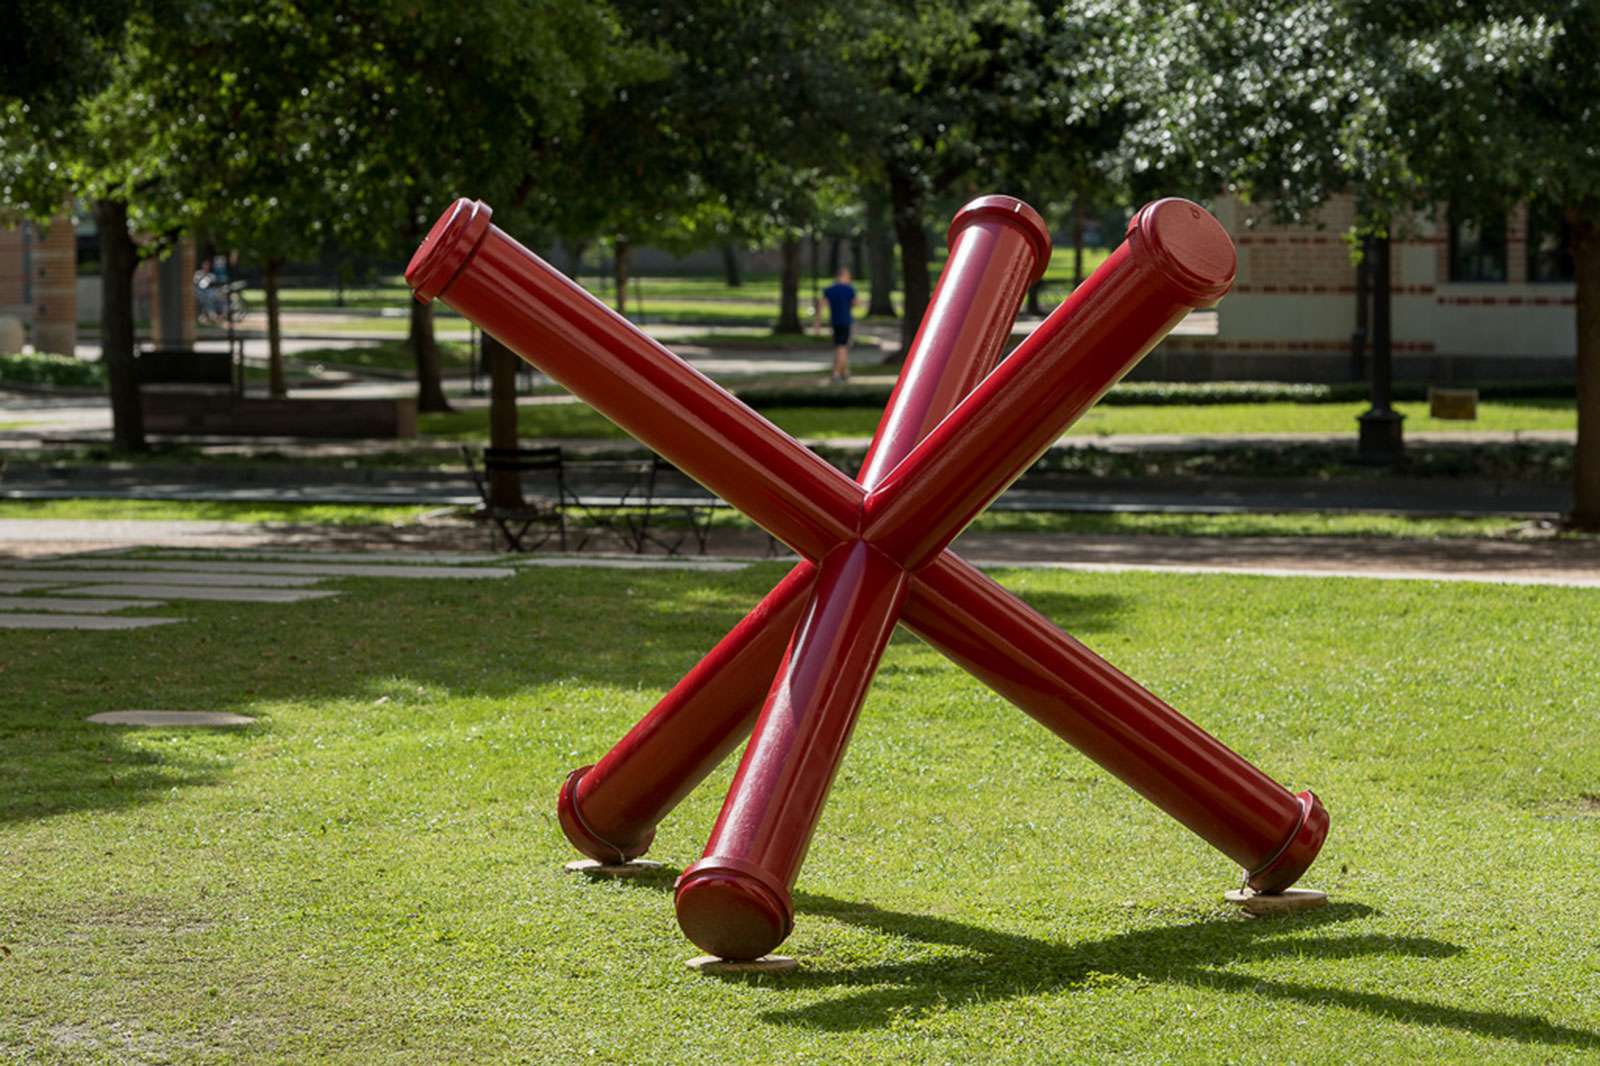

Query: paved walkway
<box><xmin>0</xmin><ymin>461</ymin><xmax>1572</xmax><ymax>516</ymax></box>
<box><xmin>0</xmin><ymin>548</ymin><xmax>514</xmax><ymax>629</ymax></box>
<box><xmin>0</xmin><ymin>519</ymin><xmax>1595</xmax><ymax>589</ymax></box>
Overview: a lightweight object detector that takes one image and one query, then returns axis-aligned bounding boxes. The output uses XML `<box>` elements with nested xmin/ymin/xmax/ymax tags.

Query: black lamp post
<box><xmin>1357</xmin><ymin>233</ymin><xmax>1405</xmax><ymax>461</ymax></box>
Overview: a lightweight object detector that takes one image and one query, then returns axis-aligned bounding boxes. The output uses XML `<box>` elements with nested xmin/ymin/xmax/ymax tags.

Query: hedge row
<box><xmin>0</xmin><ymin>352</ymin><xmax>106</xmax><ymax>389</ymax></box>
<box><xmin>737</xmin><ymin>379</ymin><xmax>1576</xmax><ymax>409</ymax></box>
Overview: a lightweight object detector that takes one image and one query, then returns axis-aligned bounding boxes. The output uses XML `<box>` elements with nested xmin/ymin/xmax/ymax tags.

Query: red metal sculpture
<box><xmin>407</xmin><ymin>194</ymin><xmax>1328</xmax><ymax>963</ymax></box>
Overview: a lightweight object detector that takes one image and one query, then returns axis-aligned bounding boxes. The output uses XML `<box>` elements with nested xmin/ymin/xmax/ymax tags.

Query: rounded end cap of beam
<box><xmin>556</xmin><ymin>765</ymin><xmax>655</xmax><ymax>864</ymax></box>
<box><xmin>1127</xmin><ymin>198</ymin><xmax>1236</xmax><ymax>306</ymax></box>
<box><xmin>675</xmin><ymin>859</ymin><xmax>794</xmax><ymax>962</ymax></box>
<box><xmin>1246</xmin><ymin>790</ymin><xmax>1330</xmax><ymax>894</ymax></box>
<box><xmin>949</xmin><ymin>195</ymin><xmax>1053</xmax><ymax>285</ymax></box>
<box><xmin>406</xmin><ymin>197</ymin><xmax>492</xmax><ymax>303</ymax></box>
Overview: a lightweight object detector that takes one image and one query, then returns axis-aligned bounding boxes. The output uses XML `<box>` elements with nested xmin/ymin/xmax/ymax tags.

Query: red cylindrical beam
<box><xmin>675</xmin><ymin>540</ymin><xmax>909</xmax><ymax>960</ymax></box>
<box><xmin>556</xmin><ymin>198</ymin><xmax>1051</xmax><ymax>862</ymax></box>
<box><xmin>904</xmin><ymin>552</ymin><xmax>1328</xmax><ymax>892</ymax></box>
<box><xmin>857</xmin><ymin>196</ymin><xmax>1050</xmax><ymax>488</ymax></box>
<box><xmin>406</xmin><ymin>199</ymin><xmax>860</xmax><ymax>559</ymax></box>
<box><xmin>558</xmin><ymin>561</ymin><xmax>817</xmax><ymax>860</ymax></box>
<box><xmin>864</xmin><ymin>199</ymin><xmax>1237</xmax><ymax>569</ymax></box>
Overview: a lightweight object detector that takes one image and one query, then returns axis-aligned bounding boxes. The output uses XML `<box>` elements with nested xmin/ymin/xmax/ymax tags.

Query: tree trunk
<box><xmin>865</xmin><ymin>188</ymin><xmax>897</xmax><ymax>317</ymax></box>
<box><xmin>1072</xmin><ymin>201</ymin><xmax>1086</xmax><ymax>287</ymax></box>
<box><xmin>850</xmin><ymin>236</ymin><xmax>865</xmax><ymax>281</ymax></box>
<box><xmin>827</xmin><ymin>235</ymin><xmax>843</xmax><ymax>277</ymax></box>
<box><xmin>484</xmin><ymin>332</ymin><xmax>525</xmax><ymax>509</ymax></box>
<box><xmin>721</xmin><ymin>243</ymin><xmax>741</xmax><ymax>288</ymax></box>
<box><xmin>1571</xmin><ymin>212</ymin><xmax>1600</xmax><ymax>528</ymax></box>
<box><xmin>409</xmin><ymin>296</ymin><xmax>451</xmax><ymax>412</ymax></box>
<box><xmin>94</xmin><ymin>199</ymin><xmax>145</xmax><ymax>451</ymax></box>
<box><xmin>775</xmin><ymin>236</ymin><xmax>803</xmax><ymax>334</ymax></box>
<box><xmin>264</xmin><ymin>256</ymin><xmax>288</xmax><ymax>399</ymax></box>
<box><xmin>1026</xmin><ymin>281</ymin><xmax>1043</xmax><ymax>317</ymax></box>
<box><xmin>613</xmin><ymin>238</ymin><xmax>631</xmax><ymax>317</ymax></box>
<box><xmin>567</xmin><ymin>239</ymin><xmax>587</xmax><ymax>280</ymax></box>
<box><xmin>889</xmin><ymin>166</ymin><xmax>931</xmax><ymax>360</ymax></box>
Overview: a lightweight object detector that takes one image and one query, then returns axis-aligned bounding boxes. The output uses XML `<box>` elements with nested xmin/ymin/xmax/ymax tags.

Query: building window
<box><xmin>1448</xmin><ymin>208</ymin><xmax>1507</xmax><ymax>282</ymax></box>
<box><xmin>1527</xmin><ymin>203</ymin><xmax>1575</xmax><ymax>283</ymax></box>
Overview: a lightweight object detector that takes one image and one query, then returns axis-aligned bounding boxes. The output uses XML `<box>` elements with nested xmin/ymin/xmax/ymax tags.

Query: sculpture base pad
<box><xmin>564</xmin><ymin>859</ymin><xmax>665</xmax><ymax>878</ymax></box>
<box><xmin>685</xmin><ymin>954</ymin><xmax>798</xmax><ymax>976</ymax></box>
<box><xmin>1225</xmin><ymin>887</ymin><xmax>1328</xmax><ymax>917</ymax></box>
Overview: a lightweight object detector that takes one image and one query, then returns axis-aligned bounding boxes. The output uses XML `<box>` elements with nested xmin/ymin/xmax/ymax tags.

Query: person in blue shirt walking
<box><xmin>816</xmin><ymin>267</ymin><xmax>857</xmax><ymax>384</ymax></box>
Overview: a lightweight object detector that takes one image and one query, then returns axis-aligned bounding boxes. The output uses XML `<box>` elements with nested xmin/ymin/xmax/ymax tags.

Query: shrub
<box><xmin>0</xmin><ymin>352</ymin><xmax>106</xmax><ymax>389</ymax></box>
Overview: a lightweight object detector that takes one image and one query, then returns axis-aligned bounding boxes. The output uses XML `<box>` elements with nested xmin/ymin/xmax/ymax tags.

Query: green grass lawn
<box><xmin>419</xmin><ymin>397</ymin><xmax>1578</xmax><ymax>443</ymax></box>
<box><xmin>288</xmin><ymin>339</ymin><xmax>476</xmax><ymax>374</ymax></box>
<box><xmin>1068</xmin><ymin>398</ymin><xmax>1576</xmax><ymax>436</ymax></box>
<box><xmin>964</xmin><ymin>510</ymin><xmax>1549</xmax><ymax>539</ymax></box>
<box><xmin>251</xmin><ymin>247</ymin><xmax>1114</xmax><ymax>331</ymax></box>
<box><xmin>1</xmin><ymin>563</ymin><xmax>1596</xmax><ymax>1062</ymax></box>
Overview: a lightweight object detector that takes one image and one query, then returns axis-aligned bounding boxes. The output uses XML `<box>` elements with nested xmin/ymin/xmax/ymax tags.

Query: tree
<box><xmin>1364</xmin><ymin>2</ymin><xmax>1600</xmax><ymax>524</ymax></box>
<box><xmin>1106</xmin><ymin>0</ymin><xmax>1600</xmax><ymax>525</ymax></box>
<box><xmin>843</xmin><ymin>2</ymin><xmax>1127</xmax><ymax>356</ymax></box>
<box><xmin>1</xmin><ymin>1</ymin><xmax>192</xmax><ymax>451</ymax></box>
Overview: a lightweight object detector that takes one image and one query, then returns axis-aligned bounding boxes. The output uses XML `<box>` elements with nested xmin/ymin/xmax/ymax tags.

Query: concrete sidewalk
<box><xmin>0</xmin><ymin>461</ymin><xmax>1572</xmax><ymax>516</ymax></box>
<box><xmin>1</xmin><ymin>517</ymin><xmax>1596</xmax><ymax>588</ymax></box>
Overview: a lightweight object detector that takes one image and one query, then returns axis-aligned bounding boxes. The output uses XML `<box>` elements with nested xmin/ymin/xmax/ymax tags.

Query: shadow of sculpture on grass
<box><xmin>751</xmin><ymin>894</ymin><xmax>1599</xmax><ymax>1052</ymax></box>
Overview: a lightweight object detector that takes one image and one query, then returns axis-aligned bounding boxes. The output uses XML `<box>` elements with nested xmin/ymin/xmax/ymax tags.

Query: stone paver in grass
<box><xmin>142</xmin><ymin>548</ymin><xmax>509</xmax><ymax>566</ymax></box>
<box><xmin>513</xmin><ymin>555</ymin><xmax>751</xmax><ymax>572</ymax></box>
<box><xmin>0</xmin><ymin>567</ymin><xmax>327</xmax><ymax>587</ymax></box>
<box><xmin>0</xmin><ymin>595</ymin><xmax>157</xmax><ymax>613</ymax></box>
<box><xmin>52</xmin><ymin>584</ymin><xmax>339</xmax><ymax>603</ymax></box>
<box><xmin>0</xmin><ymin>580</ymin><xmax>67</xmax><ymax>593</ymax></box>
<box><xmin>33</xmin><ymin>560</ymin><xmax>515</xmax><ymax>580</ymax></box>
<box><xmin>0</xmin><ymin>613</ymin><xmax>182</xmax><ymax>630</ymax></box>
<box><xmin>86</xmin><ymin>710</ymin><xmax>256</xmax><ymax>727</ymax></box>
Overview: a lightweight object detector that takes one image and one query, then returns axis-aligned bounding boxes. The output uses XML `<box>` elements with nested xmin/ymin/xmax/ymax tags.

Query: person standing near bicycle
<box><xmin>815</xmin><ymin>266</ymin><xmax>857</xmax><ymax>384</ymax></box>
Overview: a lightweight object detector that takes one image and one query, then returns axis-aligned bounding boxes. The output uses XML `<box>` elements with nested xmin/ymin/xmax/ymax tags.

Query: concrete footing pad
<box><xmin>685</xmin><ymin>955</ymin><xmax>798</xmax><ymax>976</ymax></box>
<box><xmin>563</xmin><ymin>859</ymin><xmax>666</xmax><ymax>878</ymax></box>
<box><xmin>1225</xmin><ymin>887</ymin><xmax>1329</xmax><ymax>916</ymax></box>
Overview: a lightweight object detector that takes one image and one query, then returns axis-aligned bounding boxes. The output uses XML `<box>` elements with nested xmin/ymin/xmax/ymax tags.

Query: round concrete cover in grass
<box><xmin>87</xmin><ymin>710</ymin><xmax>256</xmax><ymax>727</ymax></box>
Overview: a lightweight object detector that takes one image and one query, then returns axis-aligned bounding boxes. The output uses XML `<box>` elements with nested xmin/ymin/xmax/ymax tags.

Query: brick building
<box><xmin>1146</xmin><ymin>193</ymin><xmax>1578</xmax><ymax>382</ymax></box>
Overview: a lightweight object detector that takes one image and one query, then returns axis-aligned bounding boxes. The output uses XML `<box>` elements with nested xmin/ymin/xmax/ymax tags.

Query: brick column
<box><xmin>151</xmin><ymin>239</ymin><xmax>197</xmax><ymax>349</ymax></box>
<box><xmin>32</xmin><ymin>213</ymin><xmax>77</xmax><ymax>356</ymax></box>
<box><xmin>0</xmin><ymin>225</ymin><xmax>26</xmax><ymax>314</ymax></box>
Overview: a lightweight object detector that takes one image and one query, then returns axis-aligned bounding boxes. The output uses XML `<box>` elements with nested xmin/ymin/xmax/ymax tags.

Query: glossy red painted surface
<box><xmin>857</xmin><ymin>196</ymin><xmax>1050</xmax><ymax>488</ymax></box>
<box><xmin>862</xmin><ymin>199</ymin><xmax>1237</xmax><ymax>569</ymax></box>
<box><xmin>677</xmin><ymin>539</ymin><xmax>908</xmax><ymax>960</ymax></box>
<box><xmin>904</xmin><ymin>552</ymin><xmax>1327</xmax><ymax>888</ymax></box>
<box><xmin>557</xmin><ymin>197</ymin><xmax>1049</xmax><ymax>863</ymax></box>
<box><xmin>406</xmin><ymin>194</ymin><xmax>1328</xmax><ymax>959</ymax></box>
<box><xmin>406</xmin><ymin>199</ymin><xmax>859</xmax><ymax>560</ymax></box>
<box><xmin>561</xmin><ymin>561</ymin><xmax>817</xmax><ymax>861</ymax></box>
